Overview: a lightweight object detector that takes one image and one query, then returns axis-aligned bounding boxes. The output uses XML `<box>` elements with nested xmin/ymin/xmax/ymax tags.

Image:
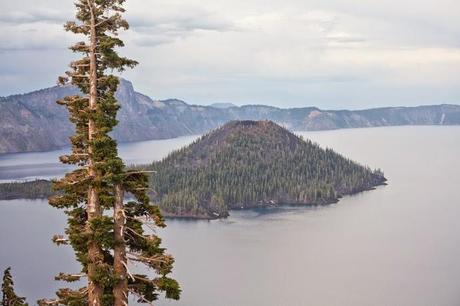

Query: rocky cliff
<box><xmin>1</xmin><ymin>80</ymin><xmax>459</xmax><ymax>153</ymax></box>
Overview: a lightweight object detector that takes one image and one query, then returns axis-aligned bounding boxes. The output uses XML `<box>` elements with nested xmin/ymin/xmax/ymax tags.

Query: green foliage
<box><xmin>2</xmin><ymin>267</ymin><xmax>28</xmax><ymax>306</ymax></box>
<box><xmin>42</xmin><ymin>0</ymin><xmax>180</xmax><ymax>305</ymax></box>
<box><xmin>150</xmin><ymin>121</ymin><xmax>386</xmax><ymax>218</ymax></box>
<box><xmin>0</xmin><ymin>180</ymin><xmax>53</xmax><ymax>200</ymax></box>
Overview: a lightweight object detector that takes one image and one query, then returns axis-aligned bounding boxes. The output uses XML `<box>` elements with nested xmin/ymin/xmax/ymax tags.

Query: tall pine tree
<box><xmin>39</xmin><ymin>1</ymin><xmax>180</xmax><ymax>305</ymax></box>
<box><xmin>2</xmin><ymin>267</ymin><xmax>28</xmax><ymax>306</ymax></box>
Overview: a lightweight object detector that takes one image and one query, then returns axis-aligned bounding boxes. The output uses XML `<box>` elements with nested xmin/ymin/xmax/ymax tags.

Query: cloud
<box><xmin>0</xmin><ymin>0</ymin><xmax>460</xmax><ymax>109</ymax></box>
<box><xmin>319</xmin><ymin>1</ymin><xmax>460</xmax><ymax>49</ymax></box>
<box><xmin>130</xmin><ymin>34</ymin><xmax>176</xmax><ymax>47</ymax></box>
<box><xmin>0</xmin><ymin>9</ymin><xmax>67</xmax><ymax>24</ymax></box>
<box><xmin>0</xmin><ymin>6</ymin><xmax>75</xmax><ymax>51</ymax></box>
<box><xmin>0</xmin><ymin>22</ymin><xmax>72</xmax><ymax>51</ymax></box>
<box><xmin>129</xmin><ymin>11</ymin><xmax>234</xmax><ymax>32</ymax></box>
<box><xmin>123</xmin><ymin>4</ymin><xmax>236</xmax><ymax>47</ymax></box>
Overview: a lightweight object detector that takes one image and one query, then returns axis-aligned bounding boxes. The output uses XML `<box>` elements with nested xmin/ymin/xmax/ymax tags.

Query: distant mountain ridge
<box><xmin>208</xmin><ymin>103</ymin><xmax>237</xmax><ymax>109</ymax></box>
<box><xmin>1</xmin><ymin>79</ymin><xmax>460</xmax><ymax>154</ymax></box>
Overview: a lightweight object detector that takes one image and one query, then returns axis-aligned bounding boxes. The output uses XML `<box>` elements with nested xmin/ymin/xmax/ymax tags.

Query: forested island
<box><xmin>0</xmin><ymin>121</ymin><xmax>386</xmax><ymax>218</ymax></box>
<box><xmin>0</xmin><ymin>180</ymin><xmax>53</xmax><ymax>200</ymax></box>
<box><xmin>148</xmin><ymin>120</ymin><xmax>386</xmax><ymax>218</ymax></box>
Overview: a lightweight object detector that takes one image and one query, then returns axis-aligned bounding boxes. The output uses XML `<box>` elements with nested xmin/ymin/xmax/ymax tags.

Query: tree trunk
<box><xmin>113</xmin><ymin>184</ymin><xmax>128</xmax><ymax>306</ymax></box>
<box><xmin>86</xmin><ymin>1</ymin><xmax>103</xmax><ymax>305</ymax></box>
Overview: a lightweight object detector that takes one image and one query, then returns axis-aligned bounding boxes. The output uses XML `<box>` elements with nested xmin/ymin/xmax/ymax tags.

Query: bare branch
<box><xmin>38</xmin><ymin>299</ymin><xmax>61</xmax><ymax>306</ymax></box>
<box><xmin>52</xmin><ymin>235</ymin><xmax>69</xmax><ymax>245</ymax></box>
<box><xmin>128</xmin><ymin>290</ymin><xmax>155</xmax><ymax>306</ymax></box>
<box><xmin>127</xmin><ymin>253</ymin><xmax>170</xmax><ymax>265</ymax></box>
<box><xmin>122</xmin><ymin>261</ymin><xmax>135</xmax><ymax>281</ymax></box>
<box><xmin>125</xmin><ymin>227</ymin><xmax>151</xmax><ymax>240</ymax></box>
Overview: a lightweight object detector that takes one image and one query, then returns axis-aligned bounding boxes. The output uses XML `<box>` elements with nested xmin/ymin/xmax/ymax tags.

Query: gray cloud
<box><xmin>0</xmin><ymin>0</ymin><xmax>459</xmax><ymax>109</ymax></box>
<box><xmin>0</xmin><ymin>9</ymin><xmax>66</xmax><ymax>24</ymax></box>
<box><xmin>322</xmin><ymin>2</ymin><xmax>460</xmax><ymax>49</ymax></box>
<box><xmin>0</xmin><ymin>22</ymin><xmax>72</xmax><ymax>51</ymax></box>
<box><xmin>125</xmin><ymin>7</ymin><xmax>235</xmax><ymax>47</ymax></box>
<box><xmin>131</xmin><ymin>35</ymin><xmax>176</xmax><ymax>47</ymax></box>
<box><xmin>129</xmin><ymin>13</ymin><xmax>234</xmax><ymax>32</ymax></box>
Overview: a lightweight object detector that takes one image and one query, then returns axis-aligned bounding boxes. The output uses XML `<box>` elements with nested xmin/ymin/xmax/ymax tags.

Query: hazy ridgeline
<box><xmin>1</xmin><ymin>78</ymin><xmax>459</xmax><ymax>154</ymax></box>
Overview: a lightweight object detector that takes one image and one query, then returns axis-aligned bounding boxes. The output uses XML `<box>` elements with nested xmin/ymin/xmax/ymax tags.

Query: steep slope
<box><xmin>1</xmin><ymin>80</ymin><xmax>459</xmax><ymax>154</ymax></box>
<box><xmin>149</xmin><ymin>121</ymin><xmax>386</xmax><ymax>218</ymax></box>
<box><xmin>0</xmin><ymin>85</ymin><xmax>78</xmax><ymax>153</ymax></box>
<box><xmin>0</xmin><ymin>80</ymin><xmax>229</xmax><ymax>153</ymax></box>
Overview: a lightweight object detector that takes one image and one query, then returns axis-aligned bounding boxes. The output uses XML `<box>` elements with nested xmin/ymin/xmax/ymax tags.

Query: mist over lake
<box><xmin>1</xmin><ymin>126</ymin><xmax>460</xmax><ymax>306</ymax></box>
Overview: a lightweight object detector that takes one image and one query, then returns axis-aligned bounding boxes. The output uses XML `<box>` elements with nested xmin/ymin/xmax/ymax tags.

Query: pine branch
<box><xmin>127</xmin><ymin>253</ymin><xmax>170</xmax><ymax>265</ymax></box>
<box><xmin>55</xmin><ymin>273</ymin><xmax>87</xmax><ymax>282</ymax></box>
<box><xmin>132</xmin><ymin>275</ymin><xmax>155</xmax><ymax>284</ymax></box>
<box><xmin>38</xmin><ymin>299</ymin><xmax>60</xmax><ymax>306</ymax></box>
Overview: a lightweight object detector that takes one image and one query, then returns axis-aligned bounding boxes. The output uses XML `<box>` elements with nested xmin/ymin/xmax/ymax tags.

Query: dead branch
<box><xmin>127</xmin><ymin>253</ymin><xmax>169</xmax><ymax>265</ymax></box>
<box><xmin>128</xmin><ymin>290</ymin><xmax>155</xmax><ymax>306</ymax></box>
<box><xmin>122</xmin><ymin>260</ymin><xmax>135</xmax><ymax>281</ymax></box>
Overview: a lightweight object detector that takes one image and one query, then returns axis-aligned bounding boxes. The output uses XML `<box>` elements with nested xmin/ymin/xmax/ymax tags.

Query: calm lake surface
<box><xmin>1</xmin><ymin>126</ymin><xmax>460</xmax><ymax>306</ymax></box>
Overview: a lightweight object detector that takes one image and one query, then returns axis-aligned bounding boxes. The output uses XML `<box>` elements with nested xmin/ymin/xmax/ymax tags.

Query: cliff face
<box><xmin>0</xmin><ymin>80</ymin><xmax>232</xmax><ymax>153</ymax></box>
<box><xmin>1</xmin><ymin>80</ymin><xmax>460</xmax><ymax>154</ymax></box>
<box><xmin>0</xmin><ymin>85</ymin><xmax>78</xmax><ymax>153</ymax></box>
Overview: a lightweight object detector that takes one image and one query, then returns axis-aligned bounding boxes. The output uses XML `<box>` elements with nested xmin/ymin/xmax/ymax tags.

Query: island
<box><xmin>0</xmin><ymin>120</ymin><xmax>386</xmax><ymax>219</ymax></box>
<box><xmin>147</xmin><ymin>120</ymin><xmax>386</xmax><ymax>218</ymax></box>
<box><xmin>0</xmin><ymin>180</ymin><xmax>53</xmax><ymax>200</ymax></box>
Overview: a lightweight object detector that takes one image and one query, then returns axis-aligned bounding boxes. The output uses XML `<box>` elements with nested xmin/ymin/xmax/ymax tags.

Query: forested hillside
<box><xmin>148</xmin><ymin>120</ymin><xmax>386</xmax><ymax>218</ymax></box>
<box><xmin>0</xmin><ymin>180</ymin><xmax>53</xmax><ymax>200</ymax></box>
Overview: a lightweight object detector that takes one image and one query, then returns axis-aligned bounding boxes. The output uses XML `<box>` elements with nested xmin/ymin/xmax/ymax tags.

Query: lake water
<box><xmin>0</xmin><ymin>135</ymin><xmax>199</xmax><ymax>183</ymax></box>
<box><xmin>1</xmin><ymin>126</ymin><xmax>460</xmax><ymax>306</ymax></box>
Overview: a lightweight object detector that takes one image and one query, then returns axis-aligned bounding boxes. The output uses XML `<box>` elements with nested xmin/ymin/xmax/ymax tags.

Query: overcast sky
<box><xmin>0</xmin><ymin>0</ymin><xmax>459</xmax><ymax>109</ymax></box>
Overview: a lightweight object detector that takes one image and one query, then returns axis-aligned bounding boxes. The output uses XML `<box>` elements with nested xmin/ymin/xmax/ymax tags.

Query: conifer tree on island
<box><xmin>39</xmin><ymin>1</ymin><xmax>180</xmax><ymax>305</ymax></box>
<box><xmin>2</xmin><ymin>267</ymin><xmax>28</xmax><ymax>306</ymax></box>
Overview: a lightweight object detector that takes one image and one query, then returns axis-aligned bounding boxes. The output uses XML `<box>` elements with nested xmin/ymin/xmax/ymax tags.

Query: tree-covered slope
<box><xmin>0</xmin><ymin>180</ymin><xmax>53</xmax><ymax>200</ymax></box>
<box><xmin>149</xmin><ymin>120</ymin><xmax>386</xmax><ymax>218</ymax></box>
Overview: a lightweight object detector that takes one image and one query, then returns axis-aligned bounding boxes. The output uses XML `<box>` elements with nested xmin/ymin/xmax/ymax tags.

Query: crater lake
<box><xmin>1</xmin><ymin>126</ymin><xmax>460</xmax><ymax>306</ymax></box>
